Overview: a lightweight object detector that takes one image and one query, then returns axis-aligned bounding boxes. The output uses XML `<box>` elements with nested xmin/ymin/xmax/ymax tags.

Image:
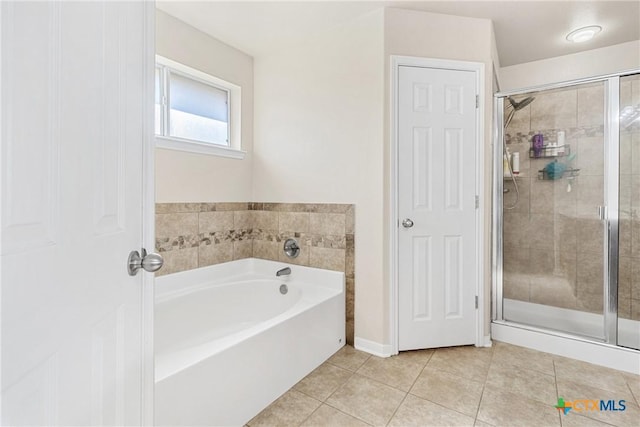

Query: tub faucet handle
<box><xmin>276</xmin><ymin>267</ymin><xmax>291</xmax><ymax>277</ymax></box>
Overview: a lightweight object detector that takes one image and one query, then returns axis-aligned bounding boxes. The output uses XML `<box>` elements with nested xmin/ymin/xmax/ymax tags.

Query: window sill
<box><xmin>155</xmin><ymin>136</ymin><xmax>246</xmax><ymax>160</ymax></box>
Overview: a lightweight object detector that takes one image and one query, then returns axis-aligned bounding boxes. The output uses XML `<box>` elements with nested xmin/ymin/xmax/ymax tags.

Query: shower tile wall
<box><xmin>502</xmin><ymin>82</ymin><xmax>639</xmax><ymax>318</ymax></box>
<box><xmin>155</xmin><ymin>202</ymin><xmax>356</xmax><ymax>343</ymax></box>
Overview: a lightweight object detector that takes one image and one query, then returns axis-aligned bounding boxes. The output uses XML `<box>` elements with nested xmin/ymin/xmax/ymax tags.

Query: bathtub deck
<box><xmin>248</xmin><ymin>342</ymin><xmax>640</xmax><ymax>427</ymax></box>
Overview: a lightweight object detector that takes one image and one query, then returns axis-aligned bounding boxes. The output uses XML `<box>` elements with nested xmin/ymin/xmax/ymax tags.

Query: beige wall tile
<box><xmin>530</xmin><ymin>87</ymin><xmax>577</xmax><ymax>131</ymax></box>
<box><xmin>530</xmin><ymin>274</ymin><xmax>577</xmax><ymax>310</ymax></box>
<box><xmin>156</xmin><ymin>203</ymin><xmax>200</xmax><ymax>214</ymax></box>
<box><xmin>346</xmin><ymin>277</ymin><xmax>355</xmax><ymax>320</ymax></box>
<box><xmin>577</xmin><ymin>251</ymin><xmax>604</xmax><ymax>296</ymax></box>
<box><xmin>156</xmin><ymin>212</ymin><xmax>198</xmax><ymax>239</ymax></box>
<box><xmin>555</xmin><ymin>214</ymin><xmax>577</xmax><ymax>253</ymax></box>
<box><xmin>310</xmin><ymin>247</ymin><xmax>345</xmax><ymax>271</ymax></box>
<box><xmin>576</xmin><ymin>290</ymin><xmax>603</xmax><ymax>314</ymax></box>
<box><xmin>504</xmin><ymin>177</ymin><xmax>530</xmax><ymax>213</ymax></box>
<box><xmin>310</xmin><ymin>213</ymin><xmax>346</xmax><ymax>236</ymax></box>
<box><xmin>528</xmin><ymin>214</ymin><xmax>554</xmax><ymax>251</ymax></box>
<box><xmin>503</xmin><ymin>213</ymin><xmax>530</xmax><ymax>250</ymax></box>
<box><xmin>621</xmin><ymin>134</ymin><xmax>632</xmax><ymax>175</ymax></box>
<box><xmin>632</xmin><ymin>132</ymin><xmax>640</xmax><ymax>175</ymax></box>
<box><xmin>278</xmin><ymin>212</ymin><xmax>310</xmax><ymax>232</ymax></box>
<box><xmin>156</xmin><ymin>247</ymin><xmax>198</xmax><ymax>276</ymax></box>
<box><xmin>253</xmin><ymin>240</ymin><xmax>279</xmax><ymax>261</ymax></box>
<box><xmin>576</xmin><ymin>216</ymin><xmax>604</xmax><ymax>254</ymax></box>
<box><xmin>233</xmin><ymin>240</ymin><xmax>253</xmax><ymax>260</ymax></box>
<box><xmin>253</xmin><ymin>210</ymin><xmax>278</xmax><ymax>230</ymax></box>
<box><xmin>577</xmin><ymin>83</ymin><xmax>604</xmax><ymax>127</ymax></box>
<box><xmin>631</xmin><ymin>298</ymin><xmax>640</xmax><ymax>321</ymax></box>
<box><xmin>198</xmin><ymin>242</ymin><xmax>233</xmax><ymax>267</ymax></box>
<box><xmin>214</xmin><ymin>202</ymin><xmax>249</xmax><ymax>211</ymax></box>
<box><xmin>503</xmin><ymin>273</ymin><xmax>529</xmax><ymax>301</ymax></box>
<box><xmin>346</xmin><ymin>319</ymin><xmax>354</xmax><ymax>346</ymax></box>
<box><xmin>576</xmin><ymin>175</ymin><xmax>604</xmax><ymax>217</ymax></box>
<box><xmin>632</xmin><ymin>258</ymin><xmax>640</xmax><ymax>300</ymax></box>
<box><xmin>199</xmin><ymin>211</ymin><xmax>234</xmax><ymax>234</ymax></box>
<box><xmin>345</xmin><ymin>205</ymin><xmax>355</xmax><ymax>234</ymax></box>
<box><xmin>529</xmin><ymin>179</ymin><xmax>554</xmax><ymax>214</ymax></box>
<box><xmin>577</xmin><ymin>137</ymin><xmax>604</xmax><ymax>176</ymax></box>
<box><xmin>528</xmin><ymin>248</ymin><xmax>556</xmax><ymax>275</ymax></box>
<box><xmin>233</xmin><ymin>210</ymin><xmax>253</xmax><ymax>229</ymax></box>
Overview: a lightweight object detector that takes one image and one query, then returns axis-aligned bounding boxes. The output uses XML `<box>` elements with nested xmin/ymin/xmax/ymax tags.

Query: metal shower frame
<box><xmin>492</xmin><ymin>68</ymin><xmax>640</xmax><ymax>347</ymax></box>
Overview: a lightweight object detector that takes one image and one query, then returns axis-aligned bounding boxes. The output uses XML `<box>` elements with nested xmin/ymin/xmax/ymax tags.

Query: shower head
<box><xmin>507</xmin><ymin>96</ymin><xmax>535</xmax><ymax>111</ymax></box>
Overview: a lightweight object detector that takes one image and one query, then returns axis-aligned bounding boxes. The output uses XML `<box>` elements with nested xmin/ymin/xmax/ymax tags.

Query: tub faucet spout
<box><xmin>276</xmin><ymin>267</ymin><xmax>291</xmax><ymax>277</ymax></box>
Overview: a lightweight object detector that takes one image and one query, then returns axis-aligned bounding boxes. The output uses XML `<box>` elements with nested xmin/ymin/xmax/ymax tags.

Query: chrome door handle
<box><xmin>597</xmin><ymin>206</ymin><xmax>607</xmax><ymax>221</ymax></box>
<box><xmin>127</xmin><ymin>248</ymin><xmax>164</xmax><ymax>276</ymax></box>
<box><xmin>402</xmin><ymin>218</ymin><xmax>414</xmax><ymax>228</ymax></box>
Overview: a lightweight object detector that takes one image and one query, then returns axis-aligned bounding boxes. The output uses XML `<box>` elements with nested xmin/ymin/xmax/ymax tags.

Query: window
<box><xmin>155</xmin><ymin>56</ymin><xmax>244</xmax><ymax>159</ymax></box>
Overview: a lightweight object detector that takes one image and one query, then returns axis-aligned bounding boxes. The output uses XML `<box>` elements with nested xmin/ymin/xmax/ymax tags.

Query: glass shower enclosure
<box><xmin>493</xmin><ymin>71</ymin><xmax>640</xmax><ymax>351</ymax></box>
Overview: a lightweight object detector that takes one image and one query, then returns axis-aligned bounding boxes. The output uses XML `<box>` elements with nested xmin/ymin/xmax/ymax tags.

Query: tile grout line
<box><xmin>471</xmin><ymin>344</ymin><xmax>496</xmax><ymax>425</ymax></box>
<box><xmin>383</xmin><ymin>350</ymin><xmax>436</xmax><ymax>426</ymax></box>
<box><xmin>553</xmin><ymin>358</ymin><xmax>563</xmax><ymax>427</ymax></box>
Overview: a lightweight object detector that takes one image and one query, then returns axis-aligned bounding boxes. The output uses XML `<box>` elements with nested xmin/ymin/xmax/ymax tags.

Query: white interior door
<box><xmin>398</xmin><ymin>65</ymin><xmax>478</xmax><ymax>351</ymax></box>
<box><xmin>1</xmin><ymin>2</ymin><xmax>153</xmax><ymax>425</ymax></box>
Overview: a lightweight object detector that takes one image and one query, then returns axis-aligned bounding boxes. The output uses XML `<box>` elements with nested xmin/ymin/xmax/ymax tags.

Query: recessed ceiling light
<box><xmin>566</xmin><ymin>25</ymin><xmax>602</xmax><ymax>43</ymax></box>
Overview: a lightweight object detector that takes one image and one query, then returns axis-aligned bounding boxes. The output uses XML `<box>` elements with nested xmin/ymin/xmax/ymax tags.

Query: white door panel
<box><xmin>1</xmin><ymin>2</ymin><xmax>151</xmax><ymax>425</ymax></box>
<box><xmin>398</xmin><ymin>66</ymin><xmax>477</xmax><ymax>351</ymax></box>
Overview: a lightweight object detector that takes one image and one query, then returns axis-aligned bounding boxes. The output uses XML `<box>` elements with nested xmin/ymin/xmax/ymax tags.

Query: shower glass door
<box><xmin>618</xmin><ymin>73</ymin><xmax>640</xmax><ymax>350</ymax></box>
<box><xmin>498</xmin><ymin>80</ymin><xmax>609</xmax><ymax>340</ymax></box>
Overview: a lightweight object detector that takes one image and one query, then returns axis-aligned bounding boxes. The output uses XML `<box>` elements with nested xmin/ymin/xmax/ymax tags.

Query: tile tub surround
<box><xmin>155</xmin><ymin>202</ymin><xmax>356</xmax><ymax>343</ymax></box>
<box><xmin>249</xmin><ymin>342</ymin><xmax>640</xmax><ymax>427</ymax></box>
<box><xmin>503</xmin><ymin>81</ymin><xmax>640</xmax><ymax>321</ymax></box>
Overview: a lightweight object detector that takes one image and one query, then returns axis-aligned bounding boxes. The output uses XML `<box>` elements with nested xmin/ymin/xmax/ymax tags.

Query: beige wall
<box><xmin>384</xmin><ymin>8</ymin><xmax>497</xmax><ymax>342</ymax></box>
<box><xmin>499</xmin><ymin>40</ymin><xmax>640</xmax><ymax>91</ymax></box>
<box><xmin>155</xmin><ymin>11</ymin><xmax>254</xmax><ymax>202</ymax></box>
<box><xmin>252</xmin><ymin>10</ymin><xmax>386</xmax><ymax>343</ymax></box>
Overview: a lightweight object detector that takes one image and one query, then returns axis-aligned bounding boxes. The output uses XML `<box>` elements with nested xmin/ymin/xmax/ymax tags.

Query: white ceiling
<box><xmin>157</xmin><ymin>1</ymin><xmax>640</xmax><ymax>67</ymax></box>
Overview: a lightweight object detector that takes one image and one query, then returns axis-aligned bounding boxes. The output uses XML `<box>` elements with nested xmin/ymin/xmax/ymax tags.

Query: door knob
<box><xmin>127</xmin><ymin>248</ymin><xmax>164</xmax><ymax>276</ymax></box>
<box><xmin>402</xmin><ymin>218</ymin><xmax>414</xmax><ymax>228</ymax></box>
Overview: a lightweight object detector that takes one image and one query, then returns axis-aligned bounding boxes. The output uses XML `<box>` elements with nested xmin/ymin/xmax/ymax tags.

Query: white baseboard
<box><xmin>354</xmin><ymin>337</ymin><xmax>393</xmax><ymax>358</ymax></box>
<box><xmin>482</xmin><ymin>335</ymin><xmax>492</xmax><ymax>347</ymax></box>
<box><xmin>492</xmin><ymin>322</ymin><xmax>640</xmax><ymax>375</ymax></box>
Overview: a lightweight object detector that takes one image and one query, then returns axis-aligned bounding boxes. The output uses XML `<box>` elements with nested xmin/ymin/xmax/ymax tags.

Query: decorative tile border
<box><xmin>155</xmin><ymin>202</ymin><xmax>356</xmax><ymax>344</ymax></box>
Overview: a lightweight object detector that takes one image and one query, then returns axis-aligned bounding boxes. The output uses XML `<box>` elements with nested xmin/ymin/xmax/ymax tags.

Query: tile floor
<box><xmin>248</xmin><ymin>342</ymin><xmax>640</xmax><ymax>427</ymax></box>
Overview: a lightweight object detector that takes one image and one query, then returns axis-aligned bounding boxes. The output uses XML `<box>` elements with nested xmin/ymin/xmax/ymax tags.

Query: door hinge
<box><xmin>475</xmin><ymin>95</ymin><xmax>479</xmax><ymax>108</ymax></box>
<box><xmin>475</xmin><ymin>295</ymin><xmax>478</xmax><ymax>309</ymax></box>
<box><xmin>475</xmin><ymin>195</ymin><xmax>479</xmax><ymax>209</ymax></box>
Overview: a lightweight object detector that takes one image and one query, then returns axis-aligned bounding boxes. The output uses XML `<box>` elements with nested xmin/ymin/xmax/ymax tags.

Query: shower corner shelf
<box><xmin>537</xmin><ymin>168</ymin><xmax>580</xmax><ymax>181</ymax></box>
<box><xmin>529</xmin><ymin>144</ymin><xmax>571</xmax><ymax>159</ymax></box>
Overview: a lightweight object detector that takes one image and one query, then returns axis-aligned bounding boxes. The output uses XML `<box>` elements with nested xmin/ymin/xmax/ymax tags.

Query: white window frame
<box><xmin>155</xmin><ymin>55</ymin><xmax>245</xmax><ymax>159</ymax></box>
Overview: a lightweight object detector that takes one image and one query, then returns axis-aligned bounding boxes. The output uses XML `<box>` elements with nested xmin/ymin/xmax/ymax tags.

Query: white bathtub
<box><xmin>154</xmin><ymin>258</ymin><xmax>345</xmax><ymax>426</ymax></box>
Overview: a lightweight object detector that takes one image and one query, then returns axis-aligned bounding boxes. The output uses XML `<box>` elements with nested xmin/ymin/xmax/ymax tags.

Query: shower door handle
<box><xmin>597</xmin><ymin>206</ymin><xmax>607</xmax><ymax>221</ymax></box>
<box><xmin>127</xmin><ymin>248</ymin><xmax>164</xmax><ymax>276</ymax></box>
